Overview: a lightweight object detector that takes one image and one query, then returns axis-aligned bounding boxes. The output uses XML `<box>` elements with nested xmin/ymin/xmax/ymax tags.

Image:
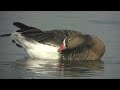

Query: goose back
<box><xmin>21</xmin><ymin>29</ymin><xmax>82</xmax><ymax>46</ymax></box>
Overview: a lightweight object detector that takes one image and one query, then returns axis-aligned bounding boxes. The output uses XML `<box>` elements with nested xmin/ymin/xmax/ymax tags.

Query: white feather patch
<box><xmin>63</xmin><ymin>37</ymin><xmax>67</xmax><ymax>48</ymax></box>
<box><xmin>11</xmin><ymin>32</ymin><xmax>60</xmax><ymax>59</ymax></box>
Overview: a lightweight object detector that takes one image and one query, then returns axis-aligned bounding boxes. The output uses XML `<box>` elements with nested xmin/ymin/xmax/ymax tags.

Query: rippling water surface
<box><xmin>0</xmin><ymin>11</ymin><xmax>120</xmax><ymax>79</ymax></box>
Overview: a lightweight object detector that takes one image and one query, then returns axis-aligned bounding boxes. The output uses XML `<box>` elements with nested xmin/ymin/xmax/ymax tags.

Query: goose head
<box><xmin>58</xmin><ymin>34</ymin><xmax>85</xmax><ymax>52</ymax></box>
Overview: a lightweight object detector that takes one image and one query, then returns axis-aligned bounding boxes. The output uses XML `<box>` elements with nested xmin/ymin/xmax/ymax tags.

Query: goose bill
<box><xmin>58</xmin><ymin>44</ymin><xmax>66</xmax><ymax>52</ymax></box>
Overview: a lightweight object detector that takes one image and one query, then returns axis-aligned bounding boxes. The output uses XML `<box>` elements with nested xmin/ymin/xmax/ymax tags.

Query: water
<box><xmin>0</xmin><ymin>11</ymin><xmax>120</xmax><ymax>79</ymax></box>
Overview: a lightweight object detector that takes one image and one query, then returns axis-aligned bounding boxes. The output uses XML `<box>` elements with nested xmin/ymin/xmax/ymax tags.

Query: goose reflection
<box><xmin>14</xmin><ymin>58</ymin><xmax>104</xmax><ymax>78</ymax></box>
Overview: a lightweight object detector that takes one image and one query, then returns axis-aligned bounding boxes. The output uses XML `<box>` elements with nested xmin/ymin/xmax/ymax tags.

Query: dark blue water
<box><xmin>0</xmin><ymin>11</ymin><xmax>120</xmax><ymax>79</ymax></box>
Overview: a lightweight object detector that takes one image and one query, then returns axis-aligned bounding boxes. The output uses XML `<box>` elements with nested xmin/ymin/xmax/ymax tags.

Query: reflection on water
<box><xmin>12</xmin><ymin>58</ymin><xmax>104</xmax><ymax>79</ymax></box>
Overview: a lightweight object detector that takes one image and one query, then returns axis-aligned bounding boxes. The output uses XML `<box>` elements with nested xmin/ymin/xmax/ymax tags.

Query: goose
<box><xmin>0</xmin><ymin>22</ymin><xmax>105</xmax><ymax>60</ymax></box>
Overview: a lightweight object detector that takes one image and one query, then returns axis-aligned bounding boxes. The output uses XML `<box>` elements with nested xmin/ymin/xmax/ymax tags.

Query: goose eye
<box><xmin>68</xmin><ymin>39</ymin><xmax>71</xmax><ymax>42</ymax></box>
